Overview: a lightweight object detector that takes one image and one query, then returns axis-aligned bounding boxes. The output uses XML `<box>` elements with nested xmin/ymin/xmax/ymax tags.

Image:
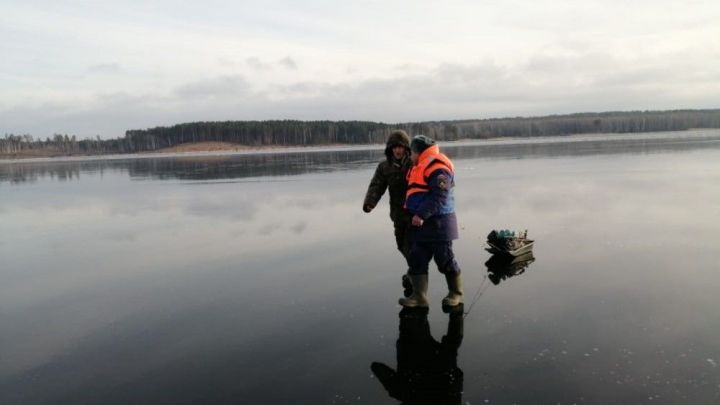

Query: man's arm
<box><xmin>363</xmin><ymin>163</ymin><xmax>389</xmax><ymax>212</ymax></box>
<box><xmin>415</xmin><ymin>169</ymin><xmax>451</xmax><ymax>219</ymax></box>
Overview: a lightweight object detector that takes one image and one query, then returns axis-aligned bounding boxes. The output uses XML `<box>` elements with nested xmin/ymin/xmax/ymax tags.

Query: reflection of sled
<box><xmin>485</xmin><ymin>252</ymin><xmax>535</xmax><ymax>285</ymax></box>
<box><xmin>485</xmin><ymin>240</ymin><xmax>534</xmax><ymax>257</ymax></box>
<box><xmin>465</xmin><ymin>251</ymin><xmax>537</xmax><ymax>316</ymax></box>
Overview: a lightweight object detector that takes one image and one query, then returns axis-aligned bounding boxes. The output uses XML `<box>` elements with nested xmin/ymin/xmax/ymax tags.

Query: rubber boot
<box><xmin>402</xmin><ymin>272</ymin><xmax>413</xmax><ymax>297</ymax></box>
<box><xmin>442</xmin><ymin>273</ymin><xmax>463</xmax><ymax>307</ymax></box>
<box><xmin>398</xmin><ymin>274</ymin><xmax>429</xmax><ymax>308</ymax></box>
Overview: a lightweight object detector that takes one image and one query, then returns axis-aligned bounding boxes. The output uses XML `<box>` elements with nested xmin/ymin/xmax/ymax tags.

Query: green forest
<box><xmin>2</xmin><ymin>109</ymin><xmax>720</xmax><ymax>157</ymax></box>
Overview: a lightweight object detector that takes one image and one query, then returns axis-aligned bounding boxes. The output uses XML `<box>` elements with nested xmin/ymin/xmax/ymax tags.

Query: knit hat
<box><xmin>410</xmin><ymin>135</ymin><xmax>436</xmax><ymax>154</ymax></box>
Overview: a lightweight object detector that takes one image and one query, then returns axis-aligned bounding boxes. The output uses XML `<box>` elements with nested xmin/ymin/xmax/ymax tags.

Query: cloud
<box><xmin>278</xmin><ymin>57</ymin><xmax>297</xmax><ymax>70</ymax></box>
<box><xmin>2</xmin><ymin>52</ymin><xmax>719</xmax><ymax>139</ymax></box>
<box><xmin>87</xmin><ymin>63</ymin><xmax>123</xmax><ymax>74</ymax></box>
<box><xmin>245</xmin><ymin>57</ymin><xmax>271</xmax><ymax>71</ymax></box>
<box><xmin>245</xmin><ymin>56</ymin><xmax>298</xmax><ymax>71</ymax></box>
<box><xmin>174</xmin><ymin>75</ymin><xmax>251</xmax><ymax>99</ymax></box>
<box><xmin>290</xmin><ymin>222</ymin><xmax>307</xmax><ymax>234</ymax></box>
<box><xmin>1</xmin><ymin>1</ymin><xmax>719</xmax><ymax>138</ymax></box>
<box><xmin>216</xmin><ymin>57</ymin><xmax>237</xmax><ymax>67</ymax></box>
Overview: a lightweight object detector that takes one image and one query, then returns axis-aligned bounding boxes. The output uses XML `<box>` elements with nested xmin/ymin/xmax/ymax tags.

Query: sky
<box><xmin>1</xmin><ymin>0</ymin><xmax>719</xmax><ymax>139</ymax></box>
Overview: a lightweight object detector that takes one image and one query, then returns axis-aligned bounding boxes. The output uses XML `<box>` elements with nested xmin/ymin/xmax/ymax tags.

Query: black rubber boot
<box><xmin>442</xmin><ymin>273</ymin><xmax>463</xmax><ymax>307</ymax></box>
<box><xmin>402</xmin><ymin>272</ymin><xmax>413</xmax><ymax>297</ymax></box>
<box><xmin>399</xmin><ymin>274</ymin><xmax>429</xmax><ymax>308</ymax></box>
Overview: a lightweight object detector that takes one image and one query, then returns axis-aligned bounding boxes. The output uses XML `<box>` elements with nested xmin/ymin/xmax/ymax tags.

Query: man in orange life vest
<box><xmin>399</xmin><ymin>135</ymin><xmax>463</xmax><ymax>308</ymax></box>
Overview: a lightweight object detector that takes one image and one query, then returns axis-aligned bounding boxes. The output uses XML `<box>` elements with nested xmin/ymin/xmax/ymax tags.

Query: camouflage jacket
<box><xmin>364</xmin><ymin>157</ymin><xmax>412</xmax><ymax>224</ymax></box>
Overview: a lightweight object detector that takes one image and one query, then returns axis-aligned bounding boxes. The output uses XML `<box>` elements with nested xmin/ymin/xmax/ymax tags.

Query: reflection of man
<box><xmin>371</xmin><ymin>307</ymin><xmax>464</xmax><ymax>405</ymax></box>
<box><xmin>400</xmin><ymin>135</ymin><xmax>463</xmax><ymax>308</ymax></box>
<box><xmin>363</xmin><ymin>130</ymin><xmax>413</xmax><ymax>292</ymax></box>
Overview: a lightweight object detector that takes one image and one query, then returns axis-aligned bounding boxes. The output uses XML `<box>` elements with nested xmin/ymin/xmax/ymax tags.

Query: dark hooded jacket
<box><xmin>363</xmin><ymin>130</ymin><xmax>412</xmax><ymax>225</ymax></box>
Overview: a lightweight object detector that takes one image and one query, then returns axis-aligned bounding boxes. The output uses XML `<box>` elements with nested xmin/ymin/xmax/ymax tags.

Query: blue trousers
<box><xmin>408</xmin><ymin>241</ymin><xmax>461</xmax><ymax>275</ymax></box>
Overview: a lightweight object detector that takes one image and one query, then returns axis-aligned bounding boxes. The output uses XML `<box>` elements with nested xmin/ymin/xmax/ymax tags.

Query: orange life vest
<box><xmin>405</xmin><ymin>144</ymin><xmax>455</xmax><ymax>200</ymax></box>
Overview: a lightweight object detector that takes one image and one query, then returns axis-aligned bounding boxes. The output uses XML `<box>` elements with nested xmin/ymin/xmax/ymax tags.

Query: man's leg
<box><xmin>432</xmin><ymin>241</ymin><xmax>463</xmax><ymax>307</ymax></box>
<box><xmin>394</xmin><ymin>220</ymin><xmax>412</xmax><ymax>262</ymax></box>
<box><xmin>394</xmin><ymin>219</ymin><xmax>413</xmax><ymax>296</ymax></box>
<box><xmin>399</xmin><ymin>241</ymin><xmax>432</xmax><ymax>307</ymax></box>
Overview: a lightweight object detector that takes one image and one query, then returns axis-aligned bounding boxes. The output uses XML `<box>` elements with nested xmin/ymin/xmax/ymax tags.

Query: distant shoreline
<box><xmin>4</xmin><ymin>108</ymin><xmax>720</xmax><ymax>160</ymax></box>
<box><xmin>2</xmin><ymin>129</ymin><xmax>719</xmax><ymax>164</ymax></box>
<box><xmin>0</xmin><ymin>141</ymin><xmax>380</xmax><ymax>162</ymax></box>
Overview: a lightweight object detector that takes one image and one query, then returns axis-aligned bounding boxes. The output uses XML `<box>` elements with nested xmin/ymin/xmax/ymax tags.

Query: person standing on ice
<box><xmin>363</xmin><ymin>129</ymin><xmax>414</xmax><ymax>295</ymax></box>
<box><xmin>399</xmin><ymin>135</ymin><xmax>463</xmax><ymax>309</ymax></box>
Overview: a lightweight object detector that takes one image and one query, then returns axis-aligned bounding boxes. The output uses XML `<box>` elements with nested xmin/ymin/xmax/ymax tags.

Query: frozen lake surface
<box><xmin>2</xmin><ymin>130</ymin><xmax>720</xmax><ymax>404</ymax></box>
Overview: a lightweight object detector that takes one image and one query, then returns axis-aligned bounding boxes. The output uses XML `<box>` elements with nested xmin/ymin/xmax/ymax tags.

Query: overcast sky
<box><xmin>2</xmin><ymin>0</ymin><xmax>719</xmax><ymax>138</ymax></box>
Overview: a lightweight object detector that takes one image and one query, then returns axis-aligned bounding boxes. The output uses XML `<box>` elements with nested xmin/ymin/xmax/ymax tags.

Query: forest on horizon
<box><xmin>2</xmin><ymin>109</ymin><xmax>720</xmax><ymax>158</ymax></box>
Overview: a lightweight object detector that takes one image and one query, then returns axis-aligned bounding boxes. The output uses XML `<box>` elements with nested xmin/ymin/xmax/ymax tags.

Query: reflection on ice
<box><xmin>486</xmin><ymin>252</ymin><xmax>536</xmax><ymax>285</ymax></box>
<box><xmin>372</xmin><ymin>307</ymin><xmax>464</xmax><ymax>404</ymax></box>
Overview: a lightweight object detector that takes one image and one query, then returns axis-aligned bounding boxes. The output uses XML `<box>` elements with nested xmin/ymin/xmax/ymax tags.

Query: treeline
<box><xmin>2</xmin><ymin>109</ymin><xmax>720</xmax><ymax>157</ymax></box>
<box><xmin>442</xmin><ymin>109</ymin><xmax>720</xmax><ymax>138</ymax></box>
<box><xmin>121</xmin><ymin>109</ymin><xmax>720</xmax><ymax>151</ymax></box>
<box><xmin>7</xmin><ymin>131</ymin><xmax>720</xmax><ymax>184</ymax></box>
<box><xmin>0</xmin><ymin>134</ymin><xmax>115</xmax><ymax>157</ymax></box>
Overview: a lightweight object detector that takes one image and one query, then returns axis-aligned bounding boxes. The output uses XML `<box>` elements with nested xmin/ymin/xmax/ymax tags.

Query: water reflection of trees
<box><xmin>3</xmin><ymin>133</ymin><xmax>720</xmax><ymax>184</ymax></box>
<box><xmin>0</xmin><ymin>149</ymin><xmax>382</xmax><ymax>184</ymax></box>
<box><xmin>443</xmin><ymin>133</ymin><xmax>720</xmax><ymax>161</ymax></box>
<box><xmin>0</xmin><ymin>163</ymin><xmax>85</xmax><ymax>184</ymax></box>
<box><xmin>126</xmin><ymin>150</ymin><xmax>382</xmax><ymax>180</ymax></box>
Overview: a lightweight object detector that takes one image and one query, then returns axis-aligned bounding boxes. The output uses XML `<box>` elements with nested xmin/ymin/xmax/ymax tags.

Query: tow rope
<box><xmin>463</xmin><ymin>274</ymin><xmax>491</xmax><ymax>319</ymax></box>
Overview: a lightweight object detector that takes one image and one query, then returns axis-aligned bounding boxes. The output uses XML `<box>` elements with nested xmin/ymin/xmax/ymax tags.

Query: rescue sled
<box><xmin>485</xmin><ymin>229</ymin><xmax>534</xmax><ymax>257</ymax></box>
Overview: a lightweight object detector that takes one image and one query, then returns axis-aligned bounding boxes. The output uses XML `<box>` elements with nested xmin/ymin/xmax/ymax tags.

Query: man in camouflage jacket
<box><xmin>363</xmin><ymin>129</ymin><xmax>413</xmax><ymax>267</ymax></box>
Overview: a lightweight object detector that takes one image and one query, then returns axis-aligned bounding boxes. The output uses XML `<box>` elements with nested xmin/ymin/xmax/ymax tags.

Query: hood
<box><xmin>384</xmin><ymin>129</ymin><xmax>410</xmax><ymax>161</ymax></box>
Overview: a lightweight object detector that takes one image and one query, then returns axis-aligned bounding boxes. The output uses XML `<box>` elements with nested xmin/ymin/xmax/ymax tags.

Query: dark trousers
<box><xmin>394</xmin><ymin>220</ymin><xmax>412</xmax><ymax>266</ymax></box>
<box><xmin>408</xmin><ymin>240</ymin><xmax>461</xmax><ymax>275</ymax></box>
